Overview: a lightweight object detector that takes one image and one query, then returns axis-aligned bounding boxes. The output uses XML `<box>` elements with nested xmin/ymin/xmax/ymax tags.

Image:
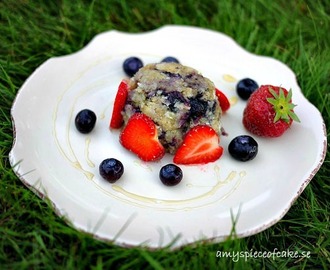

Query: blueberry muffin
<box><xmin>123</xmin><ymin>62</ymin><xmax>222</xmax><ymax>154</ymax></box>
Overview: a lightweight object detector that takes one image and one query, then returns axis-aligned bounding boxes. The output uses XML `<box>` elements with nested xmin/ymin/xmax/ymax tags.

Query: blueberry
<box><xmin>166</xmin><ymin>91</ymin><xmax>188</xmax><ymax>112</ymax></box>
<box><xmin>161</xmin><ymin>56</ymin><xmax>180</xmax><ymax>63</ymax></box>
<box><xmin>236</xmin><ymin>78</ymin><xmax>259</xmax><ymax>100</ymax></box>
<box><xmin>75</xmin><ymin>109</ymin><xmax>97</xmax><ymax>134</ymax></box>
<box><xmin>123</xmin><ymin>57</ymin><xmax>143</xmax><ymax>77</ymax></box>
<box><xmin>228</xmin><ymin>135</ymin><xmax>258</xmax><ymax>161</ymax></box>
<box><xmin>99</xmin><ymin>158</ymin><xmax>124</xmax><ymax>183</ymax></box>
<box><xmin>159</xmin><ymin>164</ymin><xmax>183</xmax><ymax>186</ymax></box>
<box><xmin>189</xmin><ymin>98</ymin><xmax>208</xmax><ymax>119</ymax></box>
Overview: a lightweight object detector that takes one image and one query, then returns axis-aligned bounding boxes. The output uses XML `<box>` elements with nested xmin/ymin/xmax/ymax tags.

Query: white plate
<box><xmin>9</xmin><ymin>25</ymin><xmax>327</xmax><ymax>249</ymax></box>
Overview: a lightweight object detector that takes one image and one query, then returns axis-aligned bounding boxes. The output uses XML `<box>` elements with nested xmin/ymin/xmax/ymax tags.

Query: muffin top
<box><xmin>123</xmin><ymin>62</ymin><xmax>222</xmax><ymax>153</ymax></box>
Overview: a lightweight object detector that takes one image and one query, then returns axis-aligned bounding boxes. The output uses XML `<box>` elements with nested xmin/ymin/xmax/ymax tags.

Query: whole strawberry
<box><xmin>243</xmin><ymin>85</ymin><xmax>300</xmax><ymax>137</ymax></box>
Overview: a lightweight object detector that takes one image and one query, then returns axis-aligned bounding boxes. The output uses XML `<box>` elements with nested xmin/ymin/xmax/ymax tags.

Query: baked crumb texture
<box><xmin>123</xmin><ymin>63</ymin><xmax>222</xmax><ymax>154</ymax></box>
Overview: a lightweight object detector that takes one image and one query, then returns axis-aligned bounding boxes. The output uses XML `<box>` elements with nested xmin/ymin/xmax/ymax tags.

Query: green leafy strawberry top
<box><xmin>266</xmin><ymin>87</ymin><xmax>301</xmax><ymax>123</ymax></box>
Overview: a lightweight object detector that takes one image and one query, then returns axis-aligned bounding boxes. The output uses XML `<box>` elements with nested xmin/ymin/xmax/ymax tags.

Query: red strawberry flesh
<box><xmin>215</xmin><ymin>88</ymin><xmax>230</xmax><ymax>112</ymax></box>
<box><xmin>119</xmin><ymin>113</ymin><xmax>165</xmax><ymax>161</ymax></box>
<box><xmin>173</xmin><ymin>125</ymin><xmax>223</xmax><ymax>165</ymax></box>
<box><xmin>110</xmin><ymin>80</ymin><xmax>129</xmax><ymax>129</ymax></box>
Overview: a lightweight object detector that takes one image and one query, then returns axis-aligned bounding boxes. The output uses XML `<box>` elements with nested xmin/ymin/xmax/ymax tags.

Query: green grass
<box><xmin>1</xmin><ymin>0</ymin><xmax>329</xmax><ymax>269</ymax></box>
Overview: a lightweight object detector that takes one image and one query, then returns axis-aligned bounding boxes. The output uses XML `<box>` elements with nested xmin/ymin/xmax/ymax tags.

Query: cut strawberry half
<box><xmin>119</xmin><ymin>113</ymin><xmax>165</xmax><ymax>161</ymax></box>
<box><xmin>110</xmin><ymin>80</ymin><xmax>129</xmax><ymax>129</ymax></box>
<box><xmin>215</xmin><ymin>88</ymin><xmax>230</xmax><ymax>112</ymax></box>
<box><xmin>173</xmin><ymin>125</ymin><xmax>223</xmax><ymax>165</ymax></box>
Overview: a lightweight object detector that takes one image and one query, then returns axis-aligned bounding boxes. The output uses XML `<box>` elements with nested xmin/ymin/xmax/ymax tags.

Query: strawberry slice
<box><xmin>110</xmin><ymin>80</ymin><xmax>129</xmax><ymax>129</ymax></box>
<box><xmin>173</xmin><ymin>125</ymin><xmax>223</xmax><ymax>165</ymax></box>
<box><xmin>119</xmin><ymin>113</ymin><xmax>165</xmax><ymax>161</ymax></box>
<box><xmin>215</xmin><ymin>88</ymin><xmax>230</xmax><ymax>112</ymax></box>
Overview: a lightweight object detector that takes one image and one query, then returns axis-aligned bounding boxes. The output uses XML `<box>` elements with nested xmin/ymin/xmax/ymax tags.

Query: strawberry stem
<box><xmin>266</xmin><ymin>87</ymin><xmax>300</xmax><ymax>123</ymax></box>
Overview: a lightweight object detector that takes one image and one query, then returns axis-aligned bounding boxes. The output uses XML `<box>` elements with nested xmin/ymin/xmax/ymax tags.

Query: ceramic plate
<box><xmin>9</xmin><ymin>25</ymin><xmax>327</xmax><ymax>249</ymax></box>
